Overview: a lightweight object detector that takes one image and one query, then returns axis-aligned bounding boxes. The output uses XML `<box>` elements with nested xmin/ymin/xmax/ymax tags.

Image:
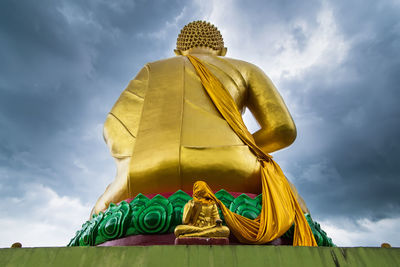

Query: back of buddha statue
<box><xmin>92</xmin><ymin>21</ymin><xmax>296</xmax><ymax>216</ymax></box>
<box><xmin>126</xmin><ymin>55</ymin><xmax>262</xmax><ymax>196</ymax></box>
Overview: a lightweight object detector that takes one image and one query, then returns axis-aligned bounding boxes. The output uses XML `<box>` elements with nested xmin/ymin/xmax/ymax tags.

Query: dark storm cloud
<box><xmin>0</xmin><ymin>0</ymin><xmax>201</xmax><ymax>202</ymax></box>
<box><xmin>274</xmin><ymin>0</ymin><xmax>400</xmax><ymax>221</ymax></box>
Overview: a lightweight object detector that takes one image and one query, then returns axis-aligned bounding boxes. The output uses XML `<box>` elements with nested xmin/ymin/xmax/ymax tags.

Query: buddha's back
<box><xmin>91</xmin><ymin>21</ymin><xmax>297</xmax><ymax>216</ymax></box>
<box><xmin>108</xmin><ymin>55</ymin><xmax>261</xmax><ymax>197</ymax></box>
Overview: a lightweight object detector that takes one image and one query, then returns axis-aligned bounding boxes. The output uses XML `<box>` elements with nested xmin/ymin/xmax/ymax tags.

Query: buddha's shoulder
<box><xmin>221</xmin><ymin>57</ymin><xmax>264</xmax><ymax>74</ymax></box>
<box><xmin>144</xmin><ymin>56</ymin><xmax>264</xmax><ymax>77</ymax></box>
<box><xmin>145</xmin><ymin>56</ymin><xmax>185</xmax><ymax>67</ymax></box>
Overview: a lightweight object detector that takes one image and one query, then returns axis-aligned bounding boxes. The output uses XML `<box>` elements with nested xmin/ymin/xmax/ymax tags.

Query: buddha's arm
<box><xmin>211</xmin><ymin>204</ymin><xmax>221</xmax><ymax>225</ymax></box>
<box><xmin>91</xmin><ymin>66</ymin><xmax>149</xmax><ymax>217</ymax></box>
<box><xmin>246</xmin><ymin>65</ymin><xmax>296</xmax><ymax>153</ymax></box>
<box><xmin>182</xmin><ymin>200</ymin><xmax>195</xmax><ymax>224</ymax></box>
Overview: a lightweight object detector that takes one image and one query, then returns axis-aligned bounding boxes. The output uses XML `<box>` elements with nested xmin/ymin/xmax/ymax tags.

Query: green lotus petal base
<box><xmin>68</xmin><ymin>190</ymin><xmax>334</xmax><ymax>247</ymax></box>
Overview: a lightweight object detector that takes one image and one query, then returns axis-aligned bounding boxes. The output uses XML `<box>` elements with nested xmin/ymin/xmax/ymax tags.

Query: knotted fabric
<box><xmin>187</xmin><ymin>55</ymin><xmax>317</xmax><ymax>246</ymax></box>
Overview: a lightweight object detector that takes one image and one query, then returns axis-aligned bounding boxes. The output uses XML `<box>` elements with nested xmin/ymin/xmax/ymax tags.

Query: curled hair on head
<box><xmin>176</xmin><ymin>21</ymin><xmax>224</xmax><ymax>51</ymax></box>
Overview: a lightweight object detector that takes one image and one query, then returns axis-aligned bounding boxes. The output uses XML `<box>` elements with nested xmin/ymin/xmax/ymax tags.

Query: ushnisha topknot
<box><xmin>176</xmin><ymin>21</ymin><xmax>224</xmax><ymax>51</ymax></box>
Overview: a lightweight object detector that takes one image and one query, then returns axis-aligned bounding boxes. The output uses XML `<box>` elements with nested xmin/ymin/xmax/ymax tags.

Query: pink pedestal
<box><xmin>97</xmin><ymin>234</ymin><xmax>176</xmax><ymax>246</ymax></box>
<box><xmin>97</xmin><ymin>233</ymin><xmax>292</xmax><ymax>246</ymax></box>
<box><xmin>175</xmin><ymin>237</ymin><xmax>229</xmax><ymax>245</ymax></box>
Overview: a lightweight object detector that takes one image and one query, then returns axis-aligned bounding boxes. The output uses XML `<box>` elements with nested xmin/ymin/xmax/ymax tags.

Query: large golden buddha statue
<box><xmin>92</xmin><ymin>21</ymin><xmax>303</xmax><ymax>217</ymax></box>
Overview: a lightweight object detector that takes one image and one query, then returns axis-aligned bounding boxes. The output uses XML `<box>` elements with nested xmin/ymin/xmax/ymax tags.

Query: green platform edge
<box><xmin>68</xmin><ymin>189</ymin><xmax>334</xmax><ymax>247</ymax></box>
<box><xmin>1</xmin><ymin>246</ymin><xmax>399</xmax><ymax>267</ymax></box>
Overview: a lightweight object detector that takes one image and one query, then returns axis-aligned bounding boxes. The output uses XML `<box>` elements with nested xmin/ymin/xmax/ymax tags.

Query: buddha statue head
<box><xmin>192</xmin><ymin>181</ymin><xmax>214</xmax><ymax>204</ymax></box>
<box><xmin>174</xmin><ymin>20</ymin><xmax>227</xmax><ymax>56</ymax></box>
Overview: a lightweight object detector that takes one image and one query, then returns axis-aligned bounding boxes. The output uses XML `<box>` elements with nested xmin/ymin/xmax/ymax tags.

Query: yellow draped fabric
<box><xmin>187</xmin><ymin>55</ymin><xmax>317</xmax><ymax>246</ymax></box>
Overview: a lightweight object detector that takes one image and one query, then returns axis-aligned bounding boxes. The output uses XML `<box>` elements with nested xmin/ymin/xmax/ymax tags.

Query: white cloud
<box><xmin>0</xmin><ymin>184</ymin><xmax>90</xmax><ymax>248</ymax></box>
<box><xmin>98</xmin><ymin>0</ymin><xmax>135</xmax><ymax>14</ymax></box>
<box><xmin>320</xmin><ymin>217</ymin><xmax>400</xmax><ymax>247</ymax></box>
<box><xmin>243</xmin><ymin>108</ymin><xmax>261</xmax><ymax>133</ymax></box>
<box><xmin>198</xmin><ymin>0</ymin><xmax>350</xmax><ymax>87</ymax></box>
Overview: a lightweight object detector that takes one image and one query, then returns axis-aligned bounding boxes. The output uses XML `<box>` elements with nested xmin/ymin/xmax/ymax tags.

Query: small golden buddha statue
<box><xmin>91</xmin><ymin>21</ymin><xmax>307</xmax><ymax>217</ymax></box>
<box><xmin>174</xmin><ymin>183</ymin><xmax>230</xmax><ymax>238</ymax></box>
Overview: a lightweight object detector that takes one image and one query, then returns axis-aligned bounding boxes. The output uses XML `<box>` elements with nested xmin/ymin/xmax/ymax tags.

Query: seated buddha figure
<box><xmin>174</xmin><ymin>182</ymin><xmax>230</xmax><ymax>238</ymax></box>
<box><xmin>91</xmin><ymin>21</ymin><xmax>307</xmax><ymax>216</ymax></box>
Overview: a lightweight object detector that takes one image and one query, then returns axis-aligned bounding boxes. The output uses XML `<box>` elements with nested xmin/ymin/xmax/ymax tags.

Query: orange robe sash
<box><xmin>187</xmin><ymin>55</ymin><xmax>317</xmax><ymax>246</ymax></box>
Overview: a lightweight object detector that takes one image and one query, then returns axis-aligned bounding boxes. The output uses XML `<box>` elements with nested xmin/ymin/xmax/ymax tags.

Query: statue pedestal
<box><xmin>175</xmin><ymin>237</ymin><xmax>229</xmax><ymax>245</ymax></box>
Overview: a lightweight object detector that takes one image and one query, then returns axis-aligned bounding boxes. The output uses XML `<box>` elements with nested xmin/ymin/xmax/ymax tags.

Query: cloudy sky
<box><xmin>1</xmin><ymin>0</ymin><xmax>399</xmax><ymax>247</ymax></box>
